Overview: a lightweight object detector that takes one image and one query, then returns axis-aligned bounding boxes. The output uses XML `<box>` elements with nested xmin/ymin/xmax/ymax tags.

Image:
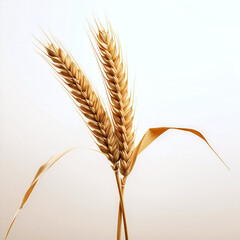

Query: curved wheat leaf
<box><xmin>5</xmin><ymin>147</ymin><xmax>80</xmax><ymax>240</ymax></box>
<box><xmin>128</xmin><ymin>127</ymin><xmax>230</xmax><ymax>174</ymax></box>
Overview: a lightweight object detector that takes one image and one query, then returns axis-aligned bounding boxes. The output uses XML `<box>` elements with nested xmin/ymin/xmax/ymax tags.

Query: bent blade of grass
<box><xmin>128</xmin><ymin>127</ymin><xmax>230</xmax><ymax>174</ymax></box>
<box><xmin>5</xmin><ymin>147</ymin><xmax>81</xmax><ymax>240</ymax></box>
<box><xmin>116</xmin><ymin>127</ymin><xmax>230</xmax><ymax>235</ymax></box>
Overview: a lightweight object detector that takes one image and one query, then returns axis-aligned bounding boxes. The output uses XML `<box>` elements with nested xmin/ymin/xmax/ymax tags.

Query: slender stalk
<box><xmin>117</xmin><ymin>183</ymin><xmax>125</xmax><ymax>240</ymax></box>
<box><xmin>114</xmin><ymin>170</ymin><xmax>129</xmax><ymax>240</ymax></box>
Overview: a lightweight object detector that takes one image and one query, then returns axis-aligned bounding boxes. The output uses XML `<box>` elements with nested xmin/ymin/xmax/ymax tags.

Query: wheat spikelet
<box><xmin>39</xmin><ymin>38</ymin><xmax>119</xmax><ymax>166</ymax></box>
<box><xmin>91</xmin><ymin>22</ymin><xmax>135</xmax><ymax>176</ymax></box>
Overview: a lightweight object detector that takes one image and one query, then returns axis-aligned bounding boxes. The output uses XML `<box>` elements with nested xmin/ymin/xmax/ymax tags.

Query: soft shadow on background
<box><xmin>1</xmin><ymin>0</ymin><xmax>240</xmax><ymax>239</ymax></box>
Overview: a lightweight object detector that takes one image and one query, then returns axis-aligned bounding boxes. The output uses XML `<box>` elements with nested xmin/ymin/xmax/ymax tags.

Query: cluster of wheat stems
<box><xmin>5</xmin><ymin>20</ymin><xmax>229</xmax><ymax>240</ymax></box>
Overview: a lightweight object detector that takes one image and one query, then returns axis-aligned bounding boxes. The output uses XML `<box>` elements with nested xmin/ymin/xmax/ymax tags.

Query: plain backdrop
<box><xmin>1</xmin><ymin>0</ymin><xmax>240</xmax><ymax>239</ymax></box>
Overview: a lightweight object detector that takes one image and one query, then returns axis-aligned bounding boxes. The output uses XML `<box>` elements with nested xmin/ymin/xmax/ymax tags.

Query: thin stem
<box><xmin>114</xmin><ymin>170</ymin><xmax>129</xmax><ymax>240</ymax></box>
<box><xmin>117</xmin><ymin>183</ymin><xmax>125</xmax><ymax>240</ymax></box>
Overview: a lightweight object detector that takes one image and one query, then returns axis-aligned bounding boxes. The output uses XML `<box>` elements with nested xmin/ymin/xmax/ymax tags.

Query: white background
<box><xmin>1</xmin><ymin>0</ymin><xmax>240</xmax><ymax>239</ymax></box>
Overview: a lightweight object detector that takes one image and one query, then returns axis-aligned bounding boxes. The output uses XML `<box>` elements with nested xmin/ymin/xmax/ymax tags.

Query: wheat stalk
<box><xmin>38</xmin><ymin>37</ymin><xmax>129</xmax><ymax>239</ymax></box>
<box><xmin>90</xmin><ymin>22</ymin><xmax>136</xmax><ymax>239</ymax></box>
<box><xmin>5</xmin><ymin>34</ymin><xmax>130</xmax><ymax>240</ymax></box>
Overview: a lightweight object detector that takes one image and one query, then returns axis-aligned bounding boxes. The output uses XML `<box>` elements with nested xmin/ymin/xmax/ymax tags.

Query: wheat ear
<box><xmin>38</xmin><ymin>38</ymin><xmax>120</xmax><ymax>166</ymax></box>
<box><xmin>90</xmin><ymin>22</ymin><xmax>135</xmax><ymax>240</ymax></box>
<box><xmin>91</xmin><ymin>22</ymin><xmax>135</xmax><ymax>177</ymax></box>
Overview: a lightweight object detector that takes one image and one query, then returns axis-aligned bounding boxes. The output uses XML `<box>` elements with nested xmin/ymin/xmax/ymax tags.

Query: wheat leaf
<box><xmin>128</xmin><ymin>127</ymin><xmax>229</xmax><ymax>174</ymax></box>
<box><xmin>5</xmin><ymin>147</ymin><xmax>79</xmax><ymax>240</ymax></box>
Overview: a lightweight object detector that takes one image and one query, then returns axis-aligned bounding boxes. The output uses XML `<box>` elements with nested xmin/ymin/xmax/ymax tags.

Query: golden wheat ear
<box><xmin>35</xmin><ymin>33</ymin><xmax>119</xmax><ymax>165</ymax></box>
<box><xmin>89</xmin><ymin>20</ymin><xmax>135</xmax><ymax>177</ymax></box>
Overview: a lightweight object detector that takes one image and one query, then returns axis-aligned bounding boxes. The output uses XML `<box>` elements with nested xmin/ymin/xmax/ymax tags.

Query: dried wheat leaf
<box><xmin>5</xmin><ymin>147</ymin><xmax>78</xmax><ymax>240</ymax></box>
<box><xmin>128</xmin><ymin>127</ymin><xmax>229</xmax><ymax>174</ymax></box>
